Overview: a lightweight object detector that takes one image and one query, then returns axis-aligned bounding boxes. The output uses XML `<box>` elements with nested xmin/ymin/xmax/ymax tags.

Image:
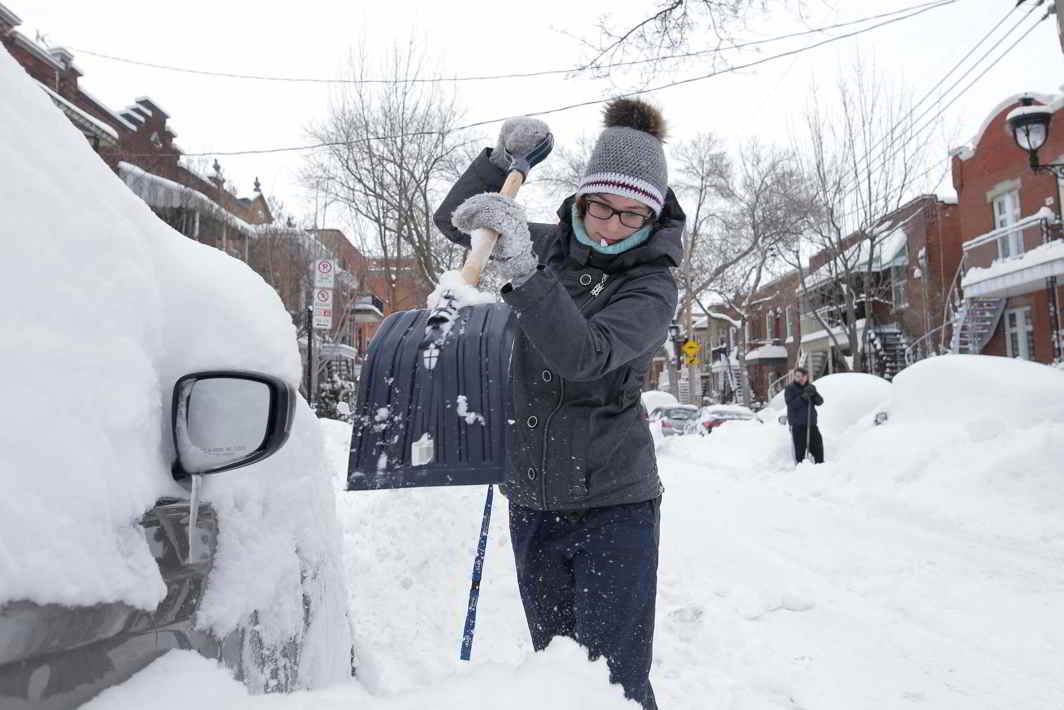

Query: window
<box><xmin>992</xmin><ymin>189</ymin><xmax>1023</xmax><ymax>258</ymax></box>
<box><xmin>1005</xmin><ymin>307</ymin><xmax>1035</xmax><ymax>360</ymax></box>
<box><xmin>891</xmin><ymin>266</ymin><xmax>907</xmax><ymax>308</ymax></box>
<box><xmin>765</xmin><ymin>312</ymin><xmax>773</xmax><ymax>342</ymax></box>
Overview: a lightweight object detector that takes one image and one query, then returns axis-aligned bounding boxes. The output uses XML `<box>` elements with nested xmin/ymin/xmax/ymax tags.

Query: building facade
<box><xmin>949</xmin><ymin>94</ymin><xmax>1064</xmax><ymax>365</ymax></box>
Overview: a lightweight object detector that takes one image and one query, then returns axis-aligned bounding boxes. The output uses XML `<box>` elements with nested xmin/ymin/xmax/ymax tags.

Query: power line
<box><xmin>835</xmin><ymin>3</ymin><xmax>1045</xmax><ymax>212</ymax></box>
<box><xmin>70</xmin><ymin>1</ymin><xmax>950</xmax><ymax>86</ymax></box>
<box><xmin>833</xmin><ymin>12</ymin><xmax>1045</xmax><ymax>226</ymax></box>
<box><xmin>838</xmin><ymin>1</ymin><xmax>1020</xmax><ymax>193</ymax></box>
<box><xmin>166</xmin><ymin>0</ymin><xmax>956</xmax><ymax>159</ymax></box>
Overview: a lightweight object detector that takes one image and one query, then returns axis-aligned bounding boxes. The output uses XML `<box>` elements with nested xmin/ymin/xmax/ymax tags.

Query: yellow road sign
<box><xmin>682</xmin><ymin>340</ymin><xmax>699</xmax><ymax>355</ymax></box>
<box><xmin>685</xmin><ymin>355</ymin><xmax>698</xmax><ymax>365</ymax></box>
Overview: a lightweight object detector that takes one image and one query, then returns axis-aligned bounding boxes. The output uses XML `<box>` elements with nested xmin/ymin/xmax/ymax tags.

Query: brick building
<box><xmin>948</xmin><ymin>93</ymin><xmax>1064</xmax><ymax>364</ymax></box>
<box><xmin>796</xmin><ymin>195</ymin><xmax>963</xmax><ymax>384</ymax></box>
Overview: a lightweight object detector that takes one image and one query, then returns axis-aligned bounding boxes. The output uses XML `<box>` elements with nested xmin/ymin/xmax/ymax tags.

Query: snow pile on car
<box><xmin>823</xmin><ymin>355</ymin><xmax>1064</xmax><ymax>542</ymax></box>
<box><xmin>0</xmin><ymin>48</ymin><xmax>349</xmax><ymax>686</ymax></box>
<box><xmin>762</xmin><ymin>372</ymin><xmax>890</xmax><ymax>436</ymax></box>
<box><xmin>662</xmin><ymin>357</ymin><xmax>1064</xmax><ymax>544</ymax></box>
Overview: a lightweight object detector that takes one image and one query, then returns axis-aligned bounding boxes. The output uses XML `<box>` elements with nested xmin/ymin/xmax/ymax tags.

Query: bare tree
<box><xmin>707</xmin><ymin>140</ymin><xmax>811</xmax><ymax>405</ymax></box>
<box><xmin>577</xmin><ymin>0</ymin><xmax>815</xmax><ymax>80</ymax></box>
<box><xmin>786</xmin><ymin>57</ymin><xmax>941</xmax><ymax>373</ymax></box>
<box><xmin>667</xmin><ymin>133</ymin><xmax>732</xmax><ymax>401</ymax></box>
<box><xmin>304</xmin><ymin>39</ymin><xmax>468</xmax><ymax>291</ymax></box>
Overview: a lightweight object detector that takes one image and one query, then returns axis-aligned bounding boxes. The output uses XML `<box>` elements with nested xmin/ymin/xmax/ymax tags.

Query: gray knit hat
<box><xmin>577</xmin><ymin>98</ymin><xmax>668</xmax><ymax>215</ymax></box>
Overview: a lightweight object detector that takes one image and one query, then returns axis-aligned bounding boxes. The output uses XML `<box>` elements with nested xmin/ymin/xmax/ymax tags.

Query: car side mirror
<box><xmin>874</xmin><ymin>411</ymin><xmax>889</xmax><ymax>426</ymax></box>
<box><xmin>778</xmin><ymin>415</ymin><xmax>788</xmax><ymax>426</ymax></box>
<box><xmin>171</xmin><ymin>371</ymin><xmax>295</xmax><ymax>479</ymax></box>
<box><xmin>170</xmin><ymin>371</ymin><xmax>295</xmax><ymax>562</ymax></box>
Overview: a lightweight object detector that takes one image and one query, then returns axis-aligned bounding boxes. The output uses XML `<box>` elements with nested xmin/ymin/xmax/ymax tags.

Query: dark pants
<box><xmin>509</xmin><ymin>498</ymin><xmax>660</xmax><ymax>710</ymax></box>
<box><xmin>791</xmin><ymin>424</ymin><xmax>825</xmax><ymax>463</ymax></box>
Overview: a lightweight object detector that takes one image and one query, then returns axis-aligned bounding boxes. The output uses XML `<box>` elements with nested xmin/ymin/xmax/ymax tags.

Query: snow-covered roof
<box><xmin>708</xmin><ymin>311</ymin><xmax>740</xmax><ymax>328</ymax></box>
<box><xmin>118</xmin><ymin>162</ymin><xmax>299</xmax><ymax>242</ymax></box>
<box><xmin>37</xmin><ymin>81</ymin><xmax>119</xmax><ymax>143</ymax></box>
<box><xmin>804</xmin><ymin>228</ymin><xmax>908</xmax><ymax>289</ymax></box>
<box><xmin>318</xmin><ymin>343</ymin><xmax>358</xmax><ymax>360</ymax></box>
<box><xmin>0</xmin><ymin>3</ymin><xmax>22</xmax><ymax>26</ymax></box>
<box><xmin>134</xmin><ymin>96</ymin><xmax>172</xmax><ymax>118</ymax></box>
<box><xmin>75</xmin><ymin>86</ymin><xmax>138</xmax><ymax>132</ymax></box>
<box><xmin>801</xmin><ymin>318</ymin><xmax>867</xmax><ymax>350</ymax></box>
<box><xmin>950</xmin><ymin>92</ymin><xmax>1059</xmax><ymax>161</ymax></box>
<box><xmin>962</xmin><ymin>237</ymin><xmax>1064</xmax><ymax>298</ymax></box>
<box><xmin>746</xmin><ymin>344</ymin><xmax>789</xmax><ymax>361</ymax></box>
<box><xmin>10</xmin><ymin>31</ymin><xmax>63</xmax><ymax>71</ymax></box>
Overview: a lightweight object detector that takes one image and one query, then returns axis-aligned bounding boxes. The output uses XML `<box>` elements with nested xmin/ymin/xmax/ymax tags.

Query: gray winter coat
<box><xmin>434</xmin><ymin>148</ymin><xmax>686</xmax><ymax>511</ymax></box>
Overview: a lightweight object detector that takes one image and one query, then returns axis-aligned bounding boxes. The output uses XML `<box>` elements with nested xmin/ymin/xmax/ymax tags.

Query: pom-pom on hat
<box><xmin>577</xmin><ymin>97</ymin><xmax>668</xmax><ymax>215</ymax></box>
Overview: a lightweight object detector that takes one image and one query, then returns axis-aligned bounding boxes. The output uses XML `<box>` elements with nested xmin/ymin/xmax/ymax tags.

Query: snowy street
<box><xmin>7</xmin><ymin>2</ymin><xmax>1064</xmax><ymax>708</ymax></box>
<box><xmin>88</xmin><ymin>362</ymin><xmax>1064</xmax><ymax>709</ymax></box>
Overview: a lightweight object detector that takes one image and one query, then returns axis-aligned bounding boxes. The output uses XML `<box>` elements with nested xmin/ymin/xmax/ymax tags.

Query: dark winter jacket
<box><xmin>784</xmin><ymin>382</ymin><xmax>824</xmax><ymax>428</ymax></box>
<box><xmin>434</xmin><ymin>148</ymin><xmax>685</xmax><ymax>511</ymax></box>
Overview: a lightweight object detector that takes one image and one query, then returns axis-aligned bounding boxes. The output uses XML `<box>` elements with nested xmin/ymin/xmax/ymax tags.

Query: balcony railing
<box><xmin>961</xmin><ymin>213</ymin><xmax>1055</xmax><ymax>270</ymax></box>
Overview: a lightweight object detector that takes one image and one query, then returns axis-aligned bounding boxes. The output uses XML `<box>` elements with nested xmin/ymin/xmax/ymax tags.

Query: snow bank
<box><xmin>799</xmin><ymin>356</ymin><xmax>1064</xmax><ymax>543</ymax></box>
<box><xmin>83</xmin><ymin>642</ymin><xmax>633</xmax><ymax>710</ymax></box>
<box><xmin>0</xmin><ymin>46</ymin><xmax>349</xmax><ymax>684</ymax></box>
<box><xmin>659</xmin><ymin>420</ymin><xmax>793</xmax><ymax>473</ymax></box>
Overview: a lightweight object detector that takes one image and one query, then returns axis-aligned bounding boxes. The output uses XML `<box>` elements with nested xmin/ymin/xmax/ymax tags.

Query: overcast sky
<box><xmin>17</xmin><ymin>0</ymin><xmax>1064</xmax><ymax>231</ymax></box>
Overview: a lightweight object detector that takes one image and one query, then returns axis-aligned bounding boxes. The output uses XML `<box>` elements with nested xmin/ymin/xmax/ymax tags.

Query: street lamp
<box><xmin>668</xmin><ymin>320</ymin><xmax>684</xmax><ymax>370</ymax></box>
<box><xmin>1007</xmin><ymin>96</ymin><xmax>1064</xmax><ymax>177</ymax></box>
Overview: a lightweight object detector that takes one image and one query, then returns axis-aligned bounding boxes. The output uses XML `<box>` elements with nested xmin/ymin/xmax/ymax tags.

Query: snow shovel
<box><xmin>347</xmin><ymin>134</ymin><xmax>553</xmax><ymax>491</ymax></box>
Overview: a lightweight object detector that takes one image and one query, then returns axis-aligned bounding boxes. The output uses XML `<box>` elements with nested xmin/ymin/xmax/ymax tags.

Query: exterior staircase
<box><xmin>951</xmin><ymin>298</ymin><xmax>1006</xmax><ymax>354</ymax></box>
<box><xmin>868</xmin><ymin>327</ymin><xmax>907</xmax><ymax>380</ymax></box>
<box><xmin>808</xmin><ymin>351</ymin><xmax>828</xmax><ymax>379</ymax></box>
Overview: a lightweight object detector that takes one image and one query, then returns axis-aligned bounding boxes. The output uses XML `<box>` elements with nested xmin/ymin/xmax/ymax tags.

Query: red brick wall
<box><xmin>952</xmin><ymin>96</ymin><xmax>1063</xmax><ymax>363</ymax></box>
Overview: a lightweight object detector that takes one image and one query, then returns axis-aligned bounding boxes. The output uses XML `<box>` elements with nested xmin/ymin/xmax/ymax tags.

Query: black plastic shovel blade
<box><xmin>347</xmin><ymin>302</ymin><xmax>515</xmax><ymax>490</ymax></box>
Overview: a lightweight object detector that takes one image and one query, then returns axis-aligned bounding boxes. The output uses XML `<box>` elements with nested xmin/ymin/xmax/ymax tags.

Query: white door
<box><xmin>993</xmin><ymin>190</ymin><xmax>1022</xmax><ymax>258</ymax></box>
<box><xmin>1005</xmin><ymin>307</ymin><xmax>1035</xmax><ymax>360</ymax></box>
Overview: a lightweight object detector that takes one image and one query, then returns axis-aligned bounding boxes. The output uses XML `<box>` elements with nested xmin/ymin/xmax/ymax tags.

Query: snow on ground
<box><xmin>101</xmin><ymin>354</ymin><xmax>1064</xmax><ymax>709</ymax></box>
<box><xmin>0</xmin><ymin>45</ymin><xmax>350</xmax><ymax>685</ymax></box>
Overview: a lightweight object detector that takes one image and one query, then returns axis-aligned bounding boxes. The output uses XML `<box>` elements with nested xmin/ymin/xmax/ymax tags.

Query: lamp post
<box><xmin>668</xmin><ymin>320</ymin><xmax>685</xmax><ymax>371</ymax></box>
<box><xmin>1007</xmin><ymin>96</ymin><xmax>1064</xmax><ymax>177</ymax></box>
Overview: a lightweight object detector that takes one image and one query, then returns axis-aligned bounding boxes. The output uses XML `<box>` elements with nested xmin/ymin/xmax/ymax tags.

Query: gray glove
<box><xmin>451</xmin><ymin>193</ymin><xmax>537</xmax><ymax>285</ymax></box>
<box><xmin>489</xmin><ymin>118</ymin><xmax>552</xmax><ymax>176</ymax></box>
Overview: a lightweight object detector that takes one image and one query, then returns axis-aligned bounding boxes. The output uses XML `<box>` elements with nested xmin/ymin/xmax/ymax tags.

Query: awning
<box><xmin>962</xmin><ymin>239</ymin><xmax>1064</xmax><ymax>299</ymax></box>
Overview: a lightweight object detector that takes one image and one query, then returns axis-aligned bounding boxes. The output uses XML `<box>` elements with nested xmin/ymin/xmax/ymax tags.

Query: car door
<box><xmin>0</xmin><ymin>497</ymin><xmax>237</xmax><ymax>710</ymax></box>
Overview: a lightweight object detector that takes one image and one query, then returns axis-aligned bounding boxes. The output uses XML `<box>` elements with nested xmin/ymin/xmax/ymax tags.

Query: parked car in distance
<box><xmin>648</xmin><ymin>405</ymin><xmax>701</xmax><ymax>436</ymax></box>
<box><xmin>699</xmin><ymin>404</ymin><xmax>761</xmax><ymax>434</ymax></box>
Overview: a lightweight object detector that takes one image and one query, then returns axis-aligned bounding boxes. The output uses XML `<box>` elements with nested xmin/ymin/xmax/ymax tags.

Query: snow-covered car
<box><xmin>0</xmin><ymin>50</ymin><xmax>351</xmax><ymax>708</ymax></box>
<box><xmin>641</xmin><ymin>389</ymin><xmax>679</xmax><ymax>415</ymax></box>
<box><xmin>649</xmin><ymin>405</ymin><xmax>701</xmax><ymax>436</ymax></box>
<box><xmin>698</xmin><ymin>404</ymin><xmax>761</xmax><ymax>434</ymax></box>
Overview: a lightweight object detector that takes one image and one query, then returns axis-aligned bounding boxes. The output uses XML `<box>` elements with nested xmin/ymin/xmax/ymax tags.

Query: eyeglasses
<box><xmin>582</xmin><ymin>198</ymin><xmax>653</xmax><ymax>230</ymax></box>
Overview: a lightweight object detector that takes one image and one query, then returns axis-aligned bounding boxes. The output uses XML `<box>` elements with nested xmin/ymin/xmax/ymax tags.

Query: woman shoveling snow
<box><xmin>435</xmin><ymin>97</ymin><xmax>686</xmax><ymax>710</ymax></box>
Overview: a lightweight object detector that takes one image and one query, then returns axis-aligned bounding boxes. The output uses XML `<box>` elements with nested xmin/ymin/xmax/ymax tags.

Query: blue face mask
<box><xmin>571</xmin><ymin>204</ymin><xmax>653</xmax><ymax>255</ymax></box>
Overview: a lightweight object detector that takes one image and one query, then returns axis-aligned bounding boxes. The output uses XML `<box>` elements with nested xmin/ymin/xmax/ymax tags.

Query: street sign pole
<box><xmin>305</xmin><ymin>306</ymin><xmax>313</xmax><ymax>406</ymax></box>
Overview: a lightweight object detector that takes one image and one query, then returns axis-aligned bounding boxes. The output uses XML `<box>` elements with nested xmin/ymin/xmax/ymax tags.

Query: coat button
<box><xmin>526</xmin><ymin>415</ymin><xmax>538</xmax><ymax>429</ymax></box>
<box><xmin>527</xmin><ymin>467</ymin><xmax>537</xmax><ymax>481</ymax></box>
<box><xmin>579</xmin><ymin>273</ymin><xmax>592</xmax><ymax>286</ymax></box>
<box><xmin>542</xmin><ymin>369</ymin><xmax>552</xmax><ymax>382</ymax></box>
